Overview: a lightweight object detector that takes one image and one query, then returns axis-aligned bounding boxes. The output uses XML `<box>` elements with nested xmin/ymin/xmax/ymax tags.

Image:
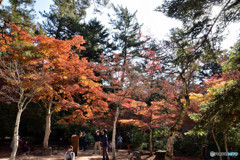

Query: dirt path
<box><xmin>0</xmin><ymin>149</ymin><xmax>205</xmax><ymax>160</ymax></box>
<box><xmin>0</xmin><ymin>149</ymin><xmax>141</xmax><ymax>160</ymax></box>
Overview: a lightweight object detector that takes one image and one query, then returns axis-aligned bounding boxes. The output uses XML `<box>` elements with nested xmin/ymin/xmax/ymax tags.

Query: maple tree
<box><xmin>157</xmin><ymin>29</ymin><xmax>210</xmax><ymax>160</ymax></box>
<box><xmin>188</xmin><ymin>72</ymin><xmax>240</xmax><ymax>160</ymax></box>
<box><xmin>93</xmin><ymin>6</ymin><xmax>146</xmax><ymax>159</ymax></box>
<box><xmin>97</xmin><ymin>52</ymin><xmax>143</xmax><ymax>159</ymax></box>
<box><xmin>119</xmin><ymin>47</ymin><xmax>163</xmax><ymax>155</ymax></box>
<box><xmin>33</xmin><ymin>31</ymin><xmax>109</xmax><ymax>149</ymax></box>
<box><xmin>0</xmin><ymin>22</ymin><xmax>109</xmax><ymax>159</ymax></box>
<box><xmin>0</xmin><ymin>22</ymin><xmax>48</xmax><ymax>160</ymax></box>
<box><xmin>120</xmin><ymin>100</ymin><xmax>178</xmax><ymax>155</ymax></box>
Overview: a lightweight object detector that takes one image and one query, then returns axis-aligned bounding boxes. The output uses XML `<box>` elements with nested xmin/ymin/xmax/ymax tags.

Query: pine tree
<box><xmin>77</xmin><ymin>18</ymin><xmax>115</xmax><ymax>62</ymax></box>
<box><xmin>110</xmin><ymin>5</ymin><xmax>144</xmax><ymax>60</ymax></box>
<box><xmin>108</xmin><ymin>5</ymin><xmax>145</xmax><ymax>159</ymax></box>
<box><xmin>41</xmin><ymin>0</ymin><xmax>113</xmax><ymax>62</ymax></box>
<box><xmin>0</xmin><ymin>0</ymin><xmax>40</xmax><ymax>35</ymax></box>
<box><xmin>41</xmin><ymin>0</ymin><xmax>88</xmax><ymax>40</ymax></box>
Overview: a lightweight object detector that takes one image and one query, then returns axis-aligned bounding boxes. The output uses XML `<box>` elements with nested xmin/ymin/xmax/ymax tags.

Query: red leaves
<box><xmin>0</xmin><ymin>22</ymin><xmax>108</xmax><ymax>125</ymax></box>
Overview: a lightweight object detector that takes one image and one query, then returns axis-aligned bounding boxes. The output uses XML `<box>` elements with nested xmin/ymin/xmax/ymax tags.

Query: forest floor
<box><xmin>0</xmin><ymin>148</ymin><xmax>205</xmax><ymax>160</ymax></box>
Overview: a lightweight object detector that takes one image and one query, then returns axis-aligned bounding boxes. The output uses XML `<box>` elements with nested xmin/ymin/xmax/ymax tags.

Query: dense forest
<box><xmin>0</xmin><ymin>0</ymin><xmax>240</xmax><ymax>160</ymax></box>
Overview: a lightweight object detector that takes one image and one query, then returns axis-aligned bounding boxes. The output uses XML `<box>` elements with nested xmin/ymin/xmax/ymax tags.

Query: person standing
<box><xmin>117</xmin><ymin>135</ymin><xmax>123</xmax><ymax>150</ymax></box>
<box><xmin>80</xmin><ymin>131</ymin><xmax>86</xmax><ymax>151</ymax></box>
<box><xmin>126</xmin><ymin>132</ymin><xmax>131</xmax><ymax>155</ymax></box>
<box><xmin>101</xmin><ymin>129</ymin><xmax>109</xmax><ymax>160</ymax></box>
<box><xmin>64</xmin><ymin>145</ymin><xmax>75</xmax><ymax>160</ymax></box>
<box><xmin>93</xmin><ymin>130</ymin><xmax>101</xmax><ymax>154</ymax></box>
<box><xmin>71</xmin><ymin>132</ymin><xmax>81</xmax><ymax>156</ymax></box>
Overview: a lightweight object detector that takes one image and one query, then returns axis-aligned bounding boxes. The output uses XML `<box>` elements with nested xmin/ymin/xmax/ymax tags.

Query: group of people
<box><xmin>64</xmin><ymin>130</ymin><xmax>131</xmax><ymax>160</ymax></box>
<box><xmin>10</xmin><ymin>136</ymin><xmax>30</xmax><ymax>155</ymax></box>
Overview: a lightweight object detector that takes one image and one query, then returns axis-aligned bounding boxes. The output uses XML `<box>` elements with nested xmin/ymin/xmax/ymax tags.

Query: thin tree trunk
<box><xmin>112</xmin><ymin>106</ymin><xmax>120</xmax><ymax>160</ymax></box>
<box><xmin>43</xmin><ymin>112</ymin><xmax>51</xmax><ymax>148</ymax></box>
<box><xmin>43</xmin><ymin>99</ymin><xmax>53</xmax><ymax>149</ymax></box>
<box><xmin>10</xmin><ymin>108</ymin><xmax>23</xmax><ymax>160</ymax></box>
<box><xmin>224</xmin><ymin>132</ymin><xmax>230</xmax><ymax>160</ymax></box>
<box><xmin>211</xmin><ymin>129</ymin><xmax>222</xmax><ymax>160</ymax></box>
<box><xmin>149</xmin><ymin>127</ymin><xmax>153</xmax><ymax>156</ymax></box>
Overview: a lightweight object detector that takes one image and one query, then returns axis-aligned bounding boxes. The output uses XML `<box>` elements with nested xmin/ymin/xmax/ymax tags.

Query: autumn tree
<box><xmin>33</xmin><ymin>33</ymin><xmax>109</xmax><ymax>149</ymax></box>
<box><xmin>188</xmin><ymin>43</ymin><xmax>240</xmax><ymax>159</ymax></box>
<box><xmin>0</xmin><ymin>22</ymin><xmax>48</xmax><ymax>160</ymax></box>
<box><xmin>33</xmin><ymin>35</ymin><xmax>84</xmax><ymax>149</ymax></box>
<box><xmin>73</xmin><ymin>5</ymin><xmax>145</xmax><ymax>159</ymax></box>
<box><xmin>155</xmin><ymin>29</ymin><xmax>205</xmax><ymax>160</ymax></box>
<box><xmin>156</xmin><ymin>1</ymin><xmax>240</xmax><ymax>158</ymax></box>
<box><xmin>97</xmin><ymin>52</ymin><xmax>143</xmax><ymax>159</ymax></box>
<box><xmin>119</xmin><ymin>47</ymin><xmax>165</xmax><ymax>155</ymax></box>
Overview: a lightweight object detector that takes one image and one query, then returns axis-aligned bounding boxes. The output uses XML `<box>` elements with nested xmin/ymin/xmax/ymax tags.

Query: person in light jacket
<box><xmin>64</xmin><ymin>145</ymin><xmax>75</xmax><ymax>160</ymax></box>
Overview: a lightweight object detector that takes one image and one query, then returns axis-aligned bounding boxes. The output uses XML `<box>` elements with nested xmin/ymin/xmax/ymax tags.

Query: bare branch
<box><xmin>0</xmin><ymin>91</ymin><xmax>18</xmax><ymax>102</ymax></box>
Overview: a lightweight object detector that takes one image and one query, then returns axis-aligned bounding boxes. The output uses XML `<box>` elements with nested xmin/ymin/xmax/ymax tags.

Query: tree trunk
<box><xmin>165</xmin><ymin>128</ymin><xmax>176</xmax><ymax>160</ymax></box>
<box><xmin>43</xmin><ymin>112</ymin><xmax>51</xmax><ymax>148</ymax></box>
<box><xmin>165</xmin><ymin>78</ymin><xmax>190</xmax><ymax>160</ymax></box>
<box><xmin>43</xmin><ymin>100</ymin><xmax>53</xmax><ymax>149</ymax></box>
<box><xmin>10</xmin><ymin>108</ymin><xmax>23</xmax><ymax>160</ymax></box>
<box><xmin>112</xmin><ymin>106</ymin><xmax>120</xmax><ymax>160</ymax></box>
<box><xmin>211</xmin><ymin>129</ymin><xmax>222</xmax><ymax>160</ymax></box>
<box><xmin>165</xmin><ymin>100</ymin><xmax>190</xmax><ymax>160</ymax></box>
<box><xmin>224</xmin><ymin>132</ymin><xmax>230</xmax><ymax>160</ymax></box>
<box><xmin>149</xmin><ymin>127</ymin><xmax>153</xmax><ymax>156</ymax></box>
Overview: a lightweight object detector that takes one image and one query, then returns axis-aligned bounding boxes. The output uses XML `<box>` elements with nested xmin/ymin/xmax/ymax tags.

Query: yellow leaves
<box><xmin>131</xmin><ymin>101</ymin><xmax>147</xmax><ymax>108</ymax></box>
<box><xmin>190</xmin><ymin>78</ymin><xmax>236</xmax><ymax>108</ymax></box>
<box><xmin>119</xmin><ymin>119</ymin><xmax>148</xmax><ymax>128</ymax></box>
<box><xmin>189</xmin><ymin>93</ymin><xmax>204</xmax><ymax>102</ymax></box>
<box><xmin>54</xmin><ymin>104</ymin><xmax>62</xmax><ymax>112</ymax></box>
<box><xmin>151</xmin><ymin>100</ymin><xmax>165</xmax><ymax>107</ymax></box>
<box><xmin>80</xmin><ymin>75</ymin><xmax>87</xmax><ymax>80</ymax></box>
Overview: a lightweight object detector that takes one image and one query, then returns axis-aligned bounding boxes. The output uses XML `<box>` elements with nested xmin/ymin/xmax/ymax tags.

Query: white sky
<box><xmin>84</xmin><ymin>0</ymin><xmax>182</xmax><ymax>40</ymax></box>
<box><xmin>1</xmin><ymin>0</ymin><xmax>239</xmax><ymax>49</ymax></box>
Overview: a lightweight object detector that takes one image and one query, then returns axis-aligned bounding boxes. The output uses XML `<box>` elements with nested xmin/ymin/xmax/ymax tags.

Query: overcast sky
<box><xmin>2</xmin><ymin>0</ymin><xmax>239</xmax><ymax>49</ymax></box>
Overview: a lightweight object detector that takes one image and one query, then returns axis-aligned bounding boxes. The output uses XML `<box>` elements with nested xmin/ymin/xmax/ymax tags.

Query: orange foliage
<box><xmin>0</xmin><ymin>22</ymin><xmax>108</xmax><ymax>125</ymax></box>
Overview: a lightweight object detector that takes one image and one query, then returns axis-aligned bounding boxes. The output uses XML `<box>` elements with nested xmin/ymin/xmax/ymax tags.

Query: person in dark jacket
<box><xmin>93</xmin><ymin>130</ymin><xmax>101</xmax><ymax>154</ymax></box>
<box><xmin>101</xmin><ymin>129</ymin><xmax>109</xmax><ymax>160</ymax></box>
<box><xmin>80</xmin><ymin>131</ymin><xmax>86</xmax><ymax>151</ymax></box>
<box><xmin>126</xmin><ymin>132</ymin><xmax>131</xmax><ymax>155</ymax></box>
